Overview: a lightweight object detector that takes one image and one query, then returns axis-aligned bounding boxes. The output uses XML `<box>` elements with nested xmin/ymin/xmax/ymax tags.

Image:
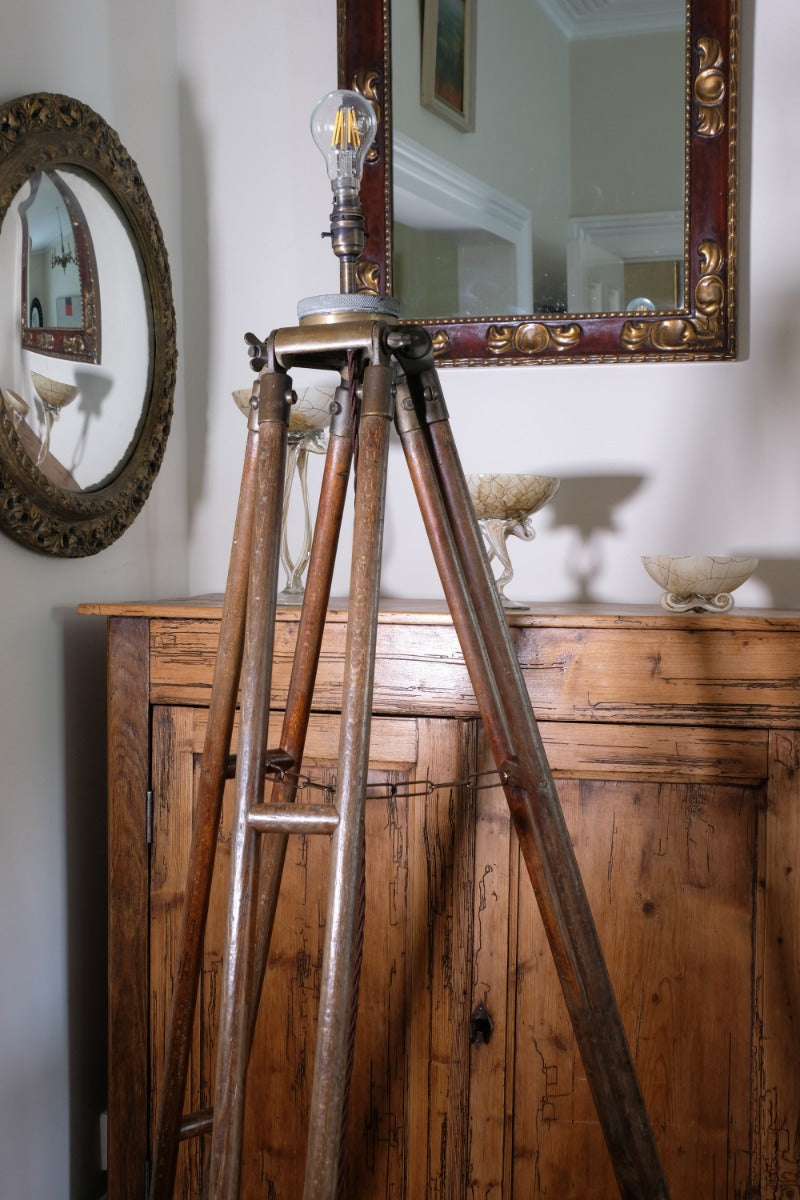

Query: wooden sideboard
<box><xmin>81</xmin><ymin>598</ymin><xmax>800</xmax><ymax>1200</ymax></box>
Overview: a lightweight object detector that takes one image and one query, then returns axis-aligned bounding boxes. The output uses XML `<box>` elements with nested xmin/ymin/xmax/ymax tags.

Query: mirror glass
<box><xmin>338</xmin><ymin>0</ymin><xmax>738</xmax><ymax>365</ymax></box>
<box><xmin>393</xmin><ymin>1</ymin><xmax>686</xmax><ymax>320</ymax></box>
<box><xmin>2</xmin><ymin>168</ymin><xmax>149</xmax><ymax>490</ymax></box>
<box><xmin>0</xmin><ymin>93</ymin><xmax>176</xmax><ymax>556</ymax></box>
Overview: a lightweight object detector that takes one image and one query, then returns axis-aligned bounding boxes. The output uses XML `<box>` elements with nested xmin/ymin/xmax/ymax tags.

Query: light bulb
<box><xmin>310</xmin><ymin>89</ymin><xmax>377</xmax><ymax>198</ymax></box>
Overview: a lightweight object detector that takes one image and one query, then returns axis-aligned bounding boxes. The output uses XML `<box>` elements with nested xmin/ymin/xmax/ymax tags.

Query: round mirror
<box><xmin>0</xmin><ymin>93</ymin><xmax>176</xmax><ymax>555</ymax></box>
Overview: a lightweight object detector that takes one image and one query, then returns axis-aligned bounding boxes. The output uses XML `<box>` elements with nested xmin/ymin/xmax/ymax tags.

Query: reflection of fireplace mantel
<box><xmin>83</xmin><ymin>598</ymin><xmax>800</xmax><ymax>1198</ymax></box>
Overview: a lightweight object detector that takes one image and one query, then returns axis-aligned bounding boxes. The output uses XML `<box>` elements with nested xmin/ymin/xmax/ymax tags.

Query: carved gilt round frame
<box><xmin>0</xmin><ymin>92</ymin><xmax>176</xmax><ymax>556</ymax></box>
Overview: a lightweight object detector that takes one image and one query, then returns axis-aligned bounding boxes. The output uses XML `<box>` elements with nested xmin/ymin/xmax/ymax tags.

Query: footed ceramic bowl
<box><xmin>641</xmin><ymin>555</ymin><xmax>758</xmax><ymax>613</ymax></box>
<box><xmin>465</xmin><ymin>473</ymin><xmax>560</xmax><ymax>522</ymax></box>
<box><xmin>1</xmin><ymin>386</ymin><xmax>29</xmax><ymax>424</ymax></box>
<box><xmin>30</xmin><ymin>371</ymin><xmax>79</xmax><ymax>411</ymax></box>
<box><xmin>466</xmin><ymin>473</ymin><xmax>560</xmax><ymax>608</ymax></box>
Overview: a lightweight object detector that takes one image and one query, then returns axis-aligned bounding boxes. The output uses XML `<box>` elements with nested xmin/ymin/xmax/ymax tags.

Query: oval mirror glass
<box><xmin>0</xmin><ymin>93</ymin><xmax>176</xmax><ymax>555</ymax></box>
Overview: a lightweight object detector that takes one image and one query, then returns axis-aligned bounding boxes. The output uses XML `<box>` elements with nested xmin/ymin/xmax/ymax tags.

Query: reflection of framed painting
<box><xmin>421</xmin><ymin>0</ymin><xmax>476</xmax><ymax>132</ymax></box>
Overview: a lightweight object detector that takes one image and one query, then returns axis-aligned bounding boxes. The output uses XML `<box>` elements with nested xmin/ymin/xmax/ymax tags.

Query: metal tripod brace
<box><xmin>149</xmin><ymin>310</ymin><xmax>670</xmax><ymax>1200</ymax></box>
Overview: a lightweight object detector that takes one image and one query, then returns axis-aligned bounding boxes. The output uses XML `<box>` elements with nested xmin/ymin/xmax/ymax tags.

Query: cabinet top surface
<box><xmin>78</xmin><ymin>594</ymin><xmax>800</xmax><ymax>632</ymax></box>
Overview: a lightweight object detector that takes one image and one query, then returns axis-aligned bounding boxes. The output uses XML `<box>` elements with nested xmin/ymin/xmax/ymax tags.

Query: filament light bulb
<box><xmin>310</xmin><ymin>89</ymin><xmax>377</xmax><ymax>197</ymax></box>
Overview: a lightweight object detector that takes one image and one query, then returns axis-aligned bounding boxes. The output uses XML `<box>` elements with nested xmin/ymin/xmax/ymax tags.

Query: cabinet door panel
<box><xmin>472</xmin><ymin>725</ymin><xmax>758</xmax><ymax>1200</ymax></box>
<box><xmin>150</xmin><ymin>707</ymin><xmax>476</xmax><ymax>1198</ymax></box>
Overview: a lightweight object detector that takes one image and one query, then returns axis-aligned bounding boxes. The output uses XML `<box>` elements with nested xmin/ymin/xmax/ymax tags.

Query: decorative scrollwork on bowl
<box><xmin>661</xmin><ymin>590</ymin><xmax>735</xmax><ymax>614</ymax></box>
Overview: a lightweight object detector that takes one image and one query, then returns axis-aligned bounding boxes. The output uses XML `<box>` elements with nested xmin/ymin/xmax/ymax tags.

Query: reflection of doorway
<box><xmin>567</xmin><ymin>210</ymin><xmax>683</xmax><ymax>312</ymax></box>
<box><xmin>393</xmin><ymin>133</ymin><xmax>533</xmax><ymax>318</ymax></box>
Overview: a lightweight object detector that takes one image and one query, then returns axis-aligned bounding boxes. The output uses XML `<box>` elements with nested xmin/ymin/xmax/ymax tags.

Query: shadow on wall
<box><xmin>546</xmin><ymin>473</ymin><xmax>647</xmax><ymax>601</ymax></box>
<box><xmin>72</xmin><ymin>370</ymin><xmax>114</xmax><ymax>479</ymax></box>
<box><xmin>60</xmin><ymin>610</ymin><xmax>108</xmax><ymax>1200</ymax></box>
<box><xmin>747</xmin><ymin>556</ymin><xmax>800</xmax><ymax>609</ymax></box>
<box><xmin>179</xmin><ymin>79</ymin><xmax>211</xmax><ymax>534</ymax></box>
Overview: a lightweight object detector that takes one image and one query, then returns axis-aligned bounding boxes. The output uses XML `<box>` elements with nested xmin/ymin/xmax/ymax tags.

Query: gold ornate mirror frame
<box><xmin>0</xmin><ymin>93</ymin><xmax>176</xmax><ymax>555</ymax></box>
<box><xmin>338</xmin><ymin>0</ymin><xmax>739</xmax><ymax>366</ymax></box>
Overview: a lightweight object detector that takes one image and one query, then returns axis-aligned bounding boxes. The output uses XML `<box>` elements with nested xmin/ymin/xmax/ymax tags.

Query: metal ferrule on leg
<box><xmin>395</xmin><ymin>365</ymin><xmax>669</xmax><ymax>1200</ymax></box>
<box><xmin>208</xmin><ymin>368</ymin><xmax>292</xmax><ymax>1199</ymax></box>
<box><xmin>302</xmin><ymin>356</ymin><xmax>395</xmax><ymax>1200</ymax></box>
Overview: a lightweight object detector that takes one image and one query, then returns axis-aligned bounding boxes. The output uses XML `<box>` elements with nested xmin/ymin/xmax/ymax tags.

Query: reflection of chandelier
<box><xmin>51</xmin><ymin>209</ymin><xmax>76</xmax><ymax>272</ymax></box>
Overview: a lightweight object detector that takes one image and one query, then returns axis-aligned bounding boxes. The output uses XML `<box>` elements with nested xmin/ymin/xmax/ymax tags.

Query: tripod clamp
<box><xmin>382</xmin><ymin>325</ymin><xmax>449</xmax><ymax>430</ymax></box>
<box><xmin>242</xmin><ymin>331</ymin><xmax>295</xmax><ymax>432</ymax></box>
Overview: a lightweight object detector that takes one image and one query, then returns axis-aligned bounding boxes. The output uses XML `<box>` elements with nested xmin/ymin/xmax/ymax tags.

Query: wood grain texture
<box><xmin>468</xmin><ymin>736</ymin><xmax>517</xmax><ymax>1198</ymax></box>
<box><xmin>757</xmin><ymin>731</ymin><xmax>800</xmax><ymax>1198</ymax></box>
<box><xmin>79</xmin><ymin>597</ymin><xmax>800</xmax><ymax>631</ymax></box>
<box><xmin>149</xmin><ymin>708</ymin><xmax>473</xmax><ymax>1197</ymax></box>
<box><xmin>106</xmin><ymin>617</ymin><xmax>151</xmax><ymax>1199</ymax></box>
<box><xmin>405</xmin><ymin>720</ymin><xmax>476</xmax><ymax>1199</ymax></box>
<box><xmin>95</xmin><ymin>603</ymin><xmax>800</xmax><ymax>1198</ymax></box>
<box><xmin>144</xmin><ymin>615</ymin><xmax>800</xmax><ymax>730</ymax></box>
<box><xmin>510</xmin><ymin>773</ymin><xmax>756</xmax><ymax>1199</ymax></box>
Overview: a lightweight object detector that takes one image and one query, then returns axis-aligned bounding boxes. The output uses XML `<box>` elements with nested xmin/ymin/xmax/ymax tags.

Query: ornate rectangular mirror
<box><xmin>338</xmin><ymin>0</ymin><xmax>738</xmax><ymax>365</ymax></box>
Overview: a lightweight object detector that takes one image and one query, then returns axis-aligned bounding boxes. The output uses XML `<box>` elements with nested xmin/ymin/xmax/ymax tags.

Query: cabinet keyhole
<box><xmin>469</xmin><ymin>1002</ymin><xmax>493</xmax><ymax>1046</ymax></box>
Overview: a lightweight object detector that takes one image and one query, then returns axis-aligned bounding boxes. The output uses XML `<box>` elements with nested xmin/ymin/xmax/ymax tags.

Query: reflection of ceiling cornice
<box><xmin>537</xmin><ymin>0</ymin><xmax>685</xmax><ymax>40</ymax></box>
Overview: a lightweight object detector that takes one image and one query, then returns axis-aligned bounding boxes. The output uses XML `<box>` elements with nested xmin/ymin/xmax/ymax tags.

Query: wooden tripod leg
<box><xmin>302</xmin><ymin>360</ymin><xmax>395</xmax><ymax>1200</ymax></box>
<box><xmin>246</xmin><ymin>385</ymin><xmax>355</xmax><ymax>1042</ymax></box>
<box><xmin>208</xmin><ymin>371</ymin><xmax>291</xmax><ymax>1200</ymax></box>
<box><xmin>149</xmin><ymin>406</ymin><xmax>261</xmax><ymax>1200</ymax></box>
<box><xmin>395</xmin><ymin>382</ymin><xmax>669</xmax><ymax>1200</ymax></box>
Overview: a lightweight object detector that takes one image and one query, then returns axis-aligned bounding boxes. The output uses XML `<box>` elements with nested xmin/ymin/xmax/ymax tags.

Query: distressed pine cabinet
<box><xmin>82</xmin><ymin>599</ymin><xmax>800</xmax><ymax>1199</ymax></box>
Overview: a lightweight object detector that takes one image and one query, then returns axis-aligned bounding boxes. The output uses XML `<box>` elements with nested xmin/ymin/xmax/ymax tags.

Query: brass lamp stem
<box><xmin>327</xmin><ymin>183</ymin><xmax>366</xmax><ymax>295</ymax></box>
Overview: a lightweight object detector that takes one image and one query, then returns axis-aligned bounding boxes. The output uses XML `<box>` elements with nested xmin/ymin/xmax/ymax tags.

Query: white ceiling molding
<box><xmin>537</xmin><ymin>0</ymin><xmax>686</xmax><ymax>40</ymax></box>
<box><xmin>568</xmin><ymin>210</ymin><xmax>684</xmax><ymax>260</ymax></box>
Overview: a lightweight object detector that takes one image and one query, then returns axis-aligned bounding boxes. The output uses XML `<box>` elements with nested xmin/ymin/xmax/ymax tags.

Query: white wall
<box><xmin>0</xmin><ymin>4</ymin><xmax>187</xmax><ymax>1199</ymax></box>
<box><xmin>183</xmin><ymin>1</ymin><xmax>799</xmax><ymax>612</ymax></box>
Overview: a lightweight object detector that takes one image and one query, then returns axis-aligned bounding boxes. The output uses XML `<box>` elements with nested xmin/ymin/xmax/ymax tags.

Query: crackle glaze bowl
<box><xmin>1</xmin><ymin>386</ymin><xmax>29</xmax><ymax>425</ymax></box>
<box><xmin>641</xmin><ymin>555</ymin><xmax>758</xmax><ymax>613</ymax></box>
<box><xmin>232</xmin><ymin>383</ymin><xmax>334</xmax><ymax>433</ymax></box>
<box><xmin>30</xmin><ymin>371</ymin><xmax>79</xmax><ymax>411</ymax></box>
<box><xmin>465</xmin><ymin>473</ymin><xmax>560</xmax><ymax>522</ymax></box>
<box><xmin>466</xmin><ymin>473</ymin><xmax>560</xmax><ymax>608</ymax></box>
